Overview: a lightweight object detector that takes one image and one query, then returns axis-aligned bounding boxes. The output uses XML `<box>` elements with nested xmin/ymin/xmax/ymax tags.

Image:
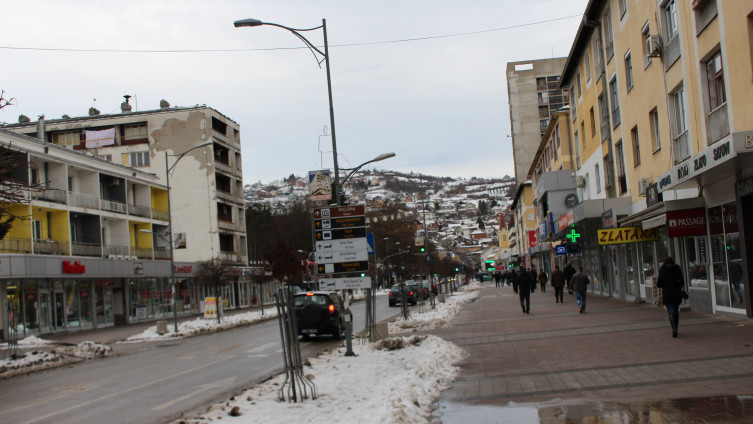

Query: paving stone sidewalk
<box><xmin>427</xmin><ymin>284</ymin><xmax>753</xmax><ymax>406</ymax></box>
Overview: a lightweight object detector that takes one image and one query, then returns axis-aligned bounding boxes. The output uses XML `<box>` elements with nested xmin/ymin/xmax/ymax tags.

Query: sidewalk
<box><xmin>427</xmin><ymin>283</ymin><xmax>753</xmax><ymax>418</ymax></box>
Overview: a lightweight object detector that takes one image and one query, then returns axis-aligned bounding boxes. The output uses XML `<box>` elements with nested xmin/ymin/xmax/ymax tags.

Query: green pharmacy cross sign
<box><xmin>566</xmin><ymin>229</ymin><xmax>581</xmax><ymax>242</ymax></box>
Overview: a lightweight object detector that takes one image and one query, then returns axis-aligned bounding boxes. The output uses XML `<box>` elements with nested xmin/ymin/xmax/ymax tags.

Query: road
<box><xmin>0</xmin><ymin>294</ymin><xmax>414</xmax><ymax>424</ymax></box>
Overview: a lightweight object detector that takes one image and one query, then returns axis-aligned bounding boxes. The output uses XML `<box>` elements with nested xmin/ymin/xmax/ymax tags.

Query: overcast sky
<box><xmin>1</xmin><ymin>0</ymin><xmax>585</xmax><ymax>183</ymax></box>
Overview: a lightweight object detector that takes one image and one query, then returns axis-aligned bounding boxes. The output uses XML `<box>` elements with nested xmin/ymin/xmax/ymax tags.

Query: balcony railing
<box><xmin>104</xmin><ymin>245</ymin><xmax>130</xmax><ymax>258</ymax></box>
<box><xmin>71</xmin><ymin>242</ymin><xmax>102</xmax><ymax>257</ymax></box>
<box><xmin>152</xmin><ymin>208</ymin><xmax>169</xmax><ymax>221</ymax></box>
<box><xmin>69</xmin><ymin>192</ymin><xmax>100</xmax><ymax>209</ymax></box>
<box><xmin>102</xmin><ymin>199</ymin><xmax>127</xmax><ymax>214</ymax></box>
<box><xmin>218</xmin><ymin>220</ymin><xmax>236</xmax><ymax>231</ymax></box>
<box><xmin>131</xmin><ymin>247</ymin><xmax>153</xmax><ymax>260</ymax></box>
<box><xmin>219</xmin><ymin>251</ymin><xmax>240</xmax><ymax>263</ymax></box>
<box><xmin>129</xmin><ymin>203</ymin><xmax>151</xmax><ymax>218</ymax></box>
<box><xmin>34</xmin><ymin>239</ymin><xmax>69</xmax><ymax>255</ymax></box>
<box><xmin>215</xmin><ymin>161</ymin><xmax>231</xmax><ymax>174</ymax></box>
<box><xmin>32</xmin><ymin>188</ymin><xmax>67</xmax><ymax>204</ymax></box>
<box><xmin>0</xmin><ymin>237</ymin><xmax>32</xmax><ymax>253</ymax></box>
<box><xmin>216</xmin><ymin>190</ymin><xmax>234</xmax><ymax>203</ymax></box>
<box><xmin>154</xmin><ymin>246</ymin><xmax>171</xmax><ymax>260</ymax></box>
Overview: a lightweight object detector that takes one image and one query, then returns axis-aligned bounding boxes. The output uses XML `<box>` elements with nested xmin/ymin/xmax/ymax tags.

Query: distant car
<box><xmin>408</xmin><ymin>282</ymin><xmax>427</xmax><ymax>301</ymax></box>
<box><xmin>389</xmin><ymin>284</ymin><xmax>418</xmax><ymax>306</ymax></box>
<box><xmin>293</xmin><ymin>291</ymin><xmax>346</xmax><ymax>339</ymax></box>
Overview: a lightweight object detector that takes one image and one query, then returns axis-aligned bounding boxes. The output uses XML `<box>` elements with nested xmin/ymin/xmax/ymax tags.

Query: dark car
<box><xmin>293</xmin><ymin>291</ymin><xmax>345</xmax><ymax>339</ymax></box>
<box><xmin>389</xmin><ymin>284</ymin><xmax>417</xmax><ymax>306</ymax></box>
<box><xmin>408</xmin><ymin>282</ymin><xmax>427</xmax><ymax>301</ymax></box>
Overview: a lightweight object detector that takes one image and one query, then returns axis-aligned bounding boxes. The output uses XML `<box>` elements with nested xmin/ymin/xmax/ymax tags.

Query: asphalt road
<box><xmin>0</xmin><ymin>294</ymin><xmax>412</xmax><ymax>424</ymax></box>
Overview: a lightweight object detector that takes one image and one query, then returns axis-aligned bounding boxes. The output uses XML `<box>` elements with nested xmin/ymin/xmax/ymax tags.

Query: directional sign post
<box><xmin>319</xmin><ymin>276</ymin><xmax>372</xmax><ymax>290</ymax></box>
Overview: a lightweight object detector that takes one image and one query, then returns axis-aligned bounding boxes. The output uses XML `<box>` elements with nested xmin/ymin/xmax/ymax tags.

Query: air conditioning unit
<box><xmin>647</xmin><ymin>35</ymin><xmax>662</xmax><ymax>58</ymax></box>
<box><xmin>116</xmin><ymin>255</ymin><xmax>125</xmax><ymax>260</ymax></box>
<box><xmin>637</xmin><ymin>178</ymin><xmax>650</xmax><ymax>196</ymax></box>
<box><xmin>107</xmin><ymin>254</ymin><xmax>118</xmax><ymax>260</ymax></box>
<box><xmin>575</xmin><ymin>176</ymin><xmax>586</xmax><ymax>188</ymax></box>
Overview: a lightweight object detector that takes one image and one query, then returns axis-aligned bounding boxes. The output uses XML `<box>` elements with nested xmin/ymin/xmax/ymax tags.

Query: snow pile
<box><xmin>178</xmin><ymin>335</ymin><xmax>466</xmax><ymax>424</ymax></box>
<box><xmin>0</xmin><ymin>334</ymin><xmax>54</xmax><ymax>350</ymax></box>
<box><xmin>0</xmin><ymin>341</ymin><xmax>111</xmax><ymax>378</ymax></box>
<box><xmin>124</xmin><ymin>309</ymin><xmax>279</xmax><ymax>342</ymax></box>
<box><xmin>389</xmin><ymin>284</ymin><xmax>481</xmax><ymax>334</ymax></box>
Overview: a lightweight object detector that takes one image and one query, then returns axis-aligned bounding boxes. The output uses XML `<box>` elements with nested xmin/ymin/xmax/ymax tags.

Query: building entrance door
<box><xmin>39</xmin><ymin>292</ymin><xmax>52</xmax><ymax>333</ymax></box>
<box><xmin>53</xmin><ymin>290</ymin><xmax>65</xmax><ymax>329</ymax></box>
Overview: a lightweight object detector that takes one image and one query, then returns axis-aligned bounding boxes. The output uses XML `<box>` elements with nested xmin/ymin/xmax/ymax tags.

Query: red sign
<box><xmin>313</xmin><ymin>205</ymin><xmax>365</xmax><ymax>219</ymax></box>
<box><xmin>528</xmin><ymin>230</ymin><xmax>539</xmax><ymax>248</ymax></box>
<box><xmin>667</xmin><ymin>208</ymin><xmax>706</xmax><ymax>237</ymax></box>
<box><xmin>62</xmin><ymin>260</ymin><xmax>86</xmax><ymax>274</ymax></box>
<box><xmin>174</xmin><ymin>265</ymin><xmax>193</xmax><ymax>273</ymax></box>
<box><xmin>557</xmin><ymin>210</ymin><xmax>574</xmax><ymax>231</ymax></box>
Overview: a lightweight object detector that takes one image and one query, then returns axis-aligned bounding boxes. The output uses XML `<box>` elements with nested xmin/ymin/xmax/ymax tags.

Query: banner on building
<box><xmin>667</xmin><ymin>208</ymin><xmax>706</xmax><ymax>237</ymax></box>
<box><xmin>528</xmin><ymin>230</ymin><xmax>538</xmax><ymax>248</ymax></box>
<box><xmin>85</xmin><ymin>128</ymin><xmax>116</xmax><ymax>148</ymax></box>
<box><xmin>597</xmin><ymin>227</ymin><xmax>659</xmax><ymax>245</ymax></box>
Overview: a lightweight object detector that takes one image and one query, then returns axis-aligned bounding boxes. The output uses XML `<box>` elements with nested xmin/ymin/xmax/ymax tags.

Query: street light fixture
<box><xmin>337</xmin><ymin>152</ymin><xmax>395</xmax><ymax>202</ymax></box>
<box><xmin>149</xmin><ymin>141</ymin><xmax>212</xmax><ymax>333</ymax></box>
<box><xmin>234</xmin><ymin>17</ymin><xmax>343</xmax><ymax>204</ymax></box>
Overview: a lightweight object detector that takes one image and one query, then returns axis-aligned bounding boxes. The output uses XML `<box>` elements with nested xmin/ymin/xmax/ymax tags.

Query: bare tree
<box><xmin>194</xmin><ymin>258</ymin><xmax>235</xmax><ymax>324</ymax></box>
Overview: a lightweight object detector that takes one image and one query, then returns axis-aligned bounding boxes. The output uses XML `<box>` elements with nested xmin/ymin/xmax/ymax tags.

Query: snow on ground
<box><xmin>123</xmin><ymin>308</ymin><xmax>280</xmax><ymax>342</ymax></box>
<box><xmin>177</xmin><ymin>335</ymin><xmax>465</xmax><ymax>424</ymax></box>
<box><xmin>175</xmin><ymin>283</ymin><xmax>480</xmax><ymax>424</ymax></box>
<box><xmin>0</xmin><ymin>341</ymin><xmax>112</xmax><ymax>379</ymax></box>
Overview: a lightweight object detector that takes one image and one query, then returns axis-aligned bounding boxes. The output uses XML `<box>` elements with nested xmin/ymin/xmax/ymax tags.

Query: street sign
<box><xmin>314</xmin><ymin>216</ymin><xmax>366</xmax><ymax>230</ymax></box>
<box><xmin>555</xmin><ymin>245</ymin><xmax>567</xmax><ymax>255</ymax></box>
<box><xmin>366</xmin><ymin>233</ymin><xmax>375</xmax><ymax>255</ymax></box>
<box><xmin>316</xmin><ymin>238</ymin><xmax>370</xmax><ymax>253</ymax></box>
<box><xmin>313</xmin><ymin>205</ymin><xmax>365</xmax><ymax>219</ymax></box>
<box><xmin>316</xmin><ymin>249</ymin><xmax>369</xmax><ymax>264</ymax></box>
<box><xmin>317</xmin><ymin>261</ymin><xmax>369</xmax><ymax>274</ymax></box>
<box><xmin>315</xmin><ymin>227</ymin><xmax>367</xmax><ymax>241</ymax></box>
<box><xmin>319</xmin><ymin>276</ymin><xmax>372</xmax><ymax>290</ymax></box>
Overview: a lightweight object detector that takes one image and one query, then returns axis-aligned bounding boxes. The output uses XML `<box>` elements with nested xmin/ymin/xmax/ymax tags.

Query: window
<box><xmin>618</xmin><ymin>0</ymin><xmax>627</xmax><ymax>18</ymax></box>
<box><xmin>538</xmin><ymin>91</ymin><xmax>549</xmax><ymax>104</ymax></box>
<box><xmin>51</xmin><ymin>131</ymin><xmax>80</xmax><ymax>148</ymax></box>
<box><xmin>706</xmin><ymin>51</ymin><xmax>726</xmax><ymax>110</ymax></box>
<box><xmin>609</xmin><ymin>76</ymin><xmax>621</xmax><ymax>128</ymax></box>
<box><xmin>671</xmin><ymin>86</ymin><xmax>690</xmax><ymax>162</ymax></box>
<box><xmin>664</xmin><ymin>0</ymin><xmax>678</xmax><ymax>40</ymax></box>
<box><xmin>615</xmin><ymin>141</ymin><xmax>627</xmax><ymax>194</ymax></box>
<box><xmin>694</xmin><ymin>0</ymin><xmax>718</xmax><ymax>35</ymax></box>
<box><xmin>604</xmin><ymin>9</ymin><xmax>615</xmax><ymax>61</ymax></box>
<box><xmin>649</xmin><ymin>108</ymin><xmax>661</xmax><ymax>152</ymax></box>
<box><xmin>585</xmin><ymin>50</ymin><xmax>592</xmax><ymax>82</ymax></box>
<box><xmin>576</xmin><ymin>71</ymin><xmax>583</xmax><ymax>98</ymax></box>
<box><xmin>32</xmin><ymin>220</ymin><xmax>42</xmax><ymax>241</ymax></box>
<box><xmin>641</xmin><ymin>23</ymin><xmax>652</xmax><ymax>67</ymax></box>
<box><xmin>598</xmin><ymin>94</ymin><xmax>610</xmax><ymax>141</ymax></box>
<box><xmin>123</xmin><ymin>123</ymin><xmax>147</xmax><ymax>141</ymax></box>
<box><xmin>631</xmin><ymin>126</ymin><xmax>641</xmax><ymax>167</ymax></box>
<box><xmin>570</xmin><ymin>85</ymin><xmax>577</xmax><ymax>120</ymax></box>
<box><xmin>537</xmin><ymin>77</ymin><xmax>547</xmax><ymax>90</ymax></box>
<box><xmin>574</xmin><ymin>130</ymin><xmax>581</xmax><ymax>168</ymax></box>
<box><xmin>539</xmin><ymin>119</ymin><xmax>549</xmax><ymax>135</ymax></box>
<box><xmin>590</xmin><ymin>108</ymin><xmax>596</xmax><ymax>138</ymax></box>
<box><xmin>593</xmin><ymin>34</ymin><xmax>603</xmax><ymax>77</ymax></box>
<box><xmin>129</xmin><ymin>152</ymin><xmax>150</xmax><ymax>167</ymax></box>
<box><xmin>595</xmin><ymin>164</ymin><xmax>602</xmax><ymax>193</ymax></box>
<box><xmin>539</xmin><ymin>105</ymin><xmax>549</xmax><ymax>118</ymax></box>
<box><xmin>603</xmin><ymin>155</ymin><xmax>614</xmax><ymax>191</ymax></box>
<box><xmin>624</xmin><ymin>51</ymin><xmax>634</xmax><ymax>91</ymax></box>
<box><xmin>581</xmin><ymin>121</ymin><xmax>586</xmax><ymax>148</ymax></box>
<box><xmin>99</xmin><ymin>154</ymin><xmax>113</xmax><ymax>162</ymax></box>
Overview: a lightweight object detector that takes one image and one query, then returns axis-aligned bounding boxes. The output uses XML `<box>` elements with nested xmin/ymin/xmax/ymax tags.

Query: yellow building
<box><xmin>555</xmin><ymin>0</ymin><xmax>753</xmax><ymax>316</ymax></box>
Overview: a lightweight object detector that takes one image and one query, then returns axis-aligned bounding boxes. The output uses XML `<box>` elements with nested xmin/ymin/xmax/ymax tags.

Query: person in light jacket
<box><xmin>657</xmin><ymin>257</ymin><xmax>685</xmax><ymax>338</ymax></box>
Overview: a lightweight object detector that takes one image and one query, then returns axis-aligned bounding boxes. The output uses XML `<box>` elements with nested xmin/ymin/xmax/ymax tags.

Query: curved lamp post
<box><xmin>234</xmin><ymin>17</ymin><xmax>343</xmax><ymax>204</ymax></box>
<box><xmin>337</xmin><ymin>152</ymin><xmax>395</xmax><ymax>201</ymax></box>
<box><xmin>158</xmin><ymin>141</ymin><xmax>212</xmax><ymax>333</ymax></box>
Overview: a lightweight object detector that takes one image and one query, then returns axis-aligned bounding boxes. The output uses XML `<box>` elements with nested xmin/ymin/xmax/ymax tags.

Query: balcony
<box><xmin>218</xmin><ymin>219</ymin><xmax>235</xmax><ymax>231</ymax></box>
<box><xmin>34</xmin><ymin>239</ymin><xmax>69</xmax><ymax>255</ymax></box>
<box><xmin>131</xmin><ymin>247</ymin><xmax>153</xmax><ymax>260</ymax></box>
<box><xmin>32</xmin><ymin>188</ymin><xmax>67</xmax><ymax>204</ymax></box>
<box><xmin>0</xmin><ymin>237</ymin><xmax>32</xmax><ymax>253</ymax></box>
<box><xmin>69</xmin><ymin>192</ymin><xmax>100</xmax><ymax>209</ymax></box>
<box><xmin>219</xmin><ymin>251</ymin><xmax>240</xmax><ymax>263</ymax></box>
<box><xmin>71</xmin><ymin>242</ymin><xmax>102</xmax><ymax>257</ymax></box>
<box><xmin>216</xmin><ymin>190</ymin><xmax>234</xmax><ymax>203</ymax></box>
<box><xmin>215</xmin><ymin>161</ymin><xmax>232</xmax><ymax>174</ymax></box>
<box><xmin>154</xmin><ymin>246</ymin><xmax>171</xmax><ymax>260</ymax></box>
<box><xmin>152</xmin><ymin>208</ymin><xmax>169</xmax><ymax>221</ymax></box>
<box><xmin>101</xmin><ymin>199</ymin><xmax>127</xmax><ymax>214</ymax></box>
<box><xmin>129</xmin><ymin>203</ymin><xmax>151</xmax><ymax>218</ymax></box>
<box><xmin>103</xmin><ymin>245</ymin><xmax>130</xmax><ymax>257</ymax></box>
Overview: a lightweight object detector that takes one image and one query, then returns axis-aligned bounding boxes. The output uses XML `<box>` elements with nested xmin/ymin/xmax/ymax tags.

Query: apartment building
<box><xmin>552</xmin><ymin>0</ymin><xmax>753</xmax><ymax>316</ymax></box>
<box><xmin>1</xmin><ymin>102</ymin><xmax>256</xmax><ymax>338</ymax></box>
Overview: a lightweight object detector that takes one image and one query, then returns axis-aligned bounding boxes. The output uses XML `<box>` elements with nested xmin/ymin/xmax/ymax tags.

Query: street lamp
<box><xmin>234</xmin><ymin>17</ymin><xmax>343</xmax><ymax>204</ymax></box>
<box><xmin>337</xmin><ymin>152</ymin><xmax>395</xmax><ymax>203</ymax></box>
<box><xmin>153</xmin><ymin>141</ymin><xmax>212</xmax><ymax>333</ymax></box>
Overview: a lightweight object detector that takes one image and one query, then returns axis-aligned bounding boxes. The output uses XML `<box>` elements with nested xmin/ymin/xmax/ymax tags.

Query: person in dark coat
<box><xmin>511</xmin><ymin>269</ymin><xmax>518</xmax><ymax>293</ymax></box>
<box><xmin>516</xmin><ymin>267</ymin><xmax>533</xmax><ymax>314</ymax></box>
<box><xmin>564</xmin><ymin>263</ymin><xmax>576</xmax><ymax>294</ymax></box>
<box><xmin>571</xmin><ymin>266</ymin><xmax>590</xmax><ymax>313</ymax></box>
<box><xmin>550</xmin><ymin>264</ymin><xmax>566</xmax><ymax>303</ymax></box>
<box><xmin>657</xmin><ymin>256</ymin><xmax>685</xmax><ymax>338</ymax></box>
<box><xmin>529</xmin><ymin>267</ymin><xmax>536</xmax><ymax>292</ymax></box>
<box><xmin>537</xmin><ymin>270</ymin><xmax>548</xmax><ymax>292</ymax></box>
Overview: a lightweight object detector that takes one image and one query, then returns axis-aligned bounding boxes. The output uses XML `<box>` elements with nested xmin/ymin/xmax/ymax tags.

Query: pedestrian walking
<box><xmin>571</xmin><ymin>266</ymin><xmax>590</xmax><ymax>313</ymax></box>
<box><xmin>494</xmin><ymin>271</ymin><xmax>502</xmax><ymax>287</ymax></box>
<box><xmin>511</xmin><ymin>269</ymin><xmax>518</xmax><ymax>293</ymax></box>
<box><xmin>516</xmin><ymin>267</ymin><xmax>533</xmax><ymax>314</ymax></box>
<box><xmin>657</xmin><ymin>257</ymin><xmax>685</xmax><ymax>338</ymax></box>
<box><xmin>564</xmin><ymin>263</ymin><xmax>576</xmax><ymax>295</ymax></box>
<box><xmin>551</xmin><ymin>265</ymin><xmax>565</xmax><ymax>303</ymax></box>
<box><xmin>537</xmin><ymin>269</ymin><xmax>548</xmax><ymax>292</ymax></box>
<box><xmin>529</xmin><ymin>267</ymin><xmax>536</xmax><ymax>293</ymax></box>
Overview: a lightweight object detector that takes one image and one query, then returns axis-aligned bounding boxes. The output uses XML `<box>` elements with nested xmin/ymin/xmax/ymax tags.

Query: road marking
<box><xmin>215</xmin><ymin>343</ymin><xmax>247</xmax><ymax>354</ymax></box>
<box><xmin>18</xmin><ymin>357</ymin><xmax>233</xmax><ymax>424</ymax></box>
<box><xmin>152</xmin><ymin>377</ymin><xmax>237</xmax><ymax>411</ymax></box>
<box><xmin>246</xmin><ymin>342</ymin><xmax>278</xmax><ymax>354</ymax></box>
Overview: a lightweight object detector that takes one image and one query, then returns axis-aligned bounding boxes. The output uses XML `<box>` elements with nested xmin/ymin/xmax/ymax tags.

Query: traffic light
<box><xmin>360</xmin><ymin>272</ymin><xmax>366</xmax><ymax>277</ymax></box>
<box><xmin>455</xmin><ymin>267</ymin><xmax>459</xmax><ymax>272</ymax></box>
<box><xmin>420</xmin><ymin>247</ymin><xmax>425</xmax><ymax>252</ymax></box>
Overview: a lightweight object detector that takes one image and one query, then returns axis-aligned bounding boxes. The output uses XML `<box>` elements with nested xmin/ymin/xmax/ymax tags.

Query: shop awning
<box><xmin>642</xmin><ymin>214</ymin><xmax>666</xmax><ymax>230</ymax></box>
<box><xmin>619</xmin><ymin>197</ymin><xmax>704</xmax><ymax>227</ymax></box>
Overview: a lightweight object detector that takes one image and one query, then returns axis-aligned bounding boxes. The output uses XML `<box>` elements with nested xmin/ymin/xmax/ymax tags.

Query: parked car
<box><xmin>293</xmin><ymin>291</ymin><xmax>345</xmax><ymax>339</ymax></box>
<box><xmin>389</xmin><ymin>284</ymin><xmax>418</xmax><ymax>306</ymax></box>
